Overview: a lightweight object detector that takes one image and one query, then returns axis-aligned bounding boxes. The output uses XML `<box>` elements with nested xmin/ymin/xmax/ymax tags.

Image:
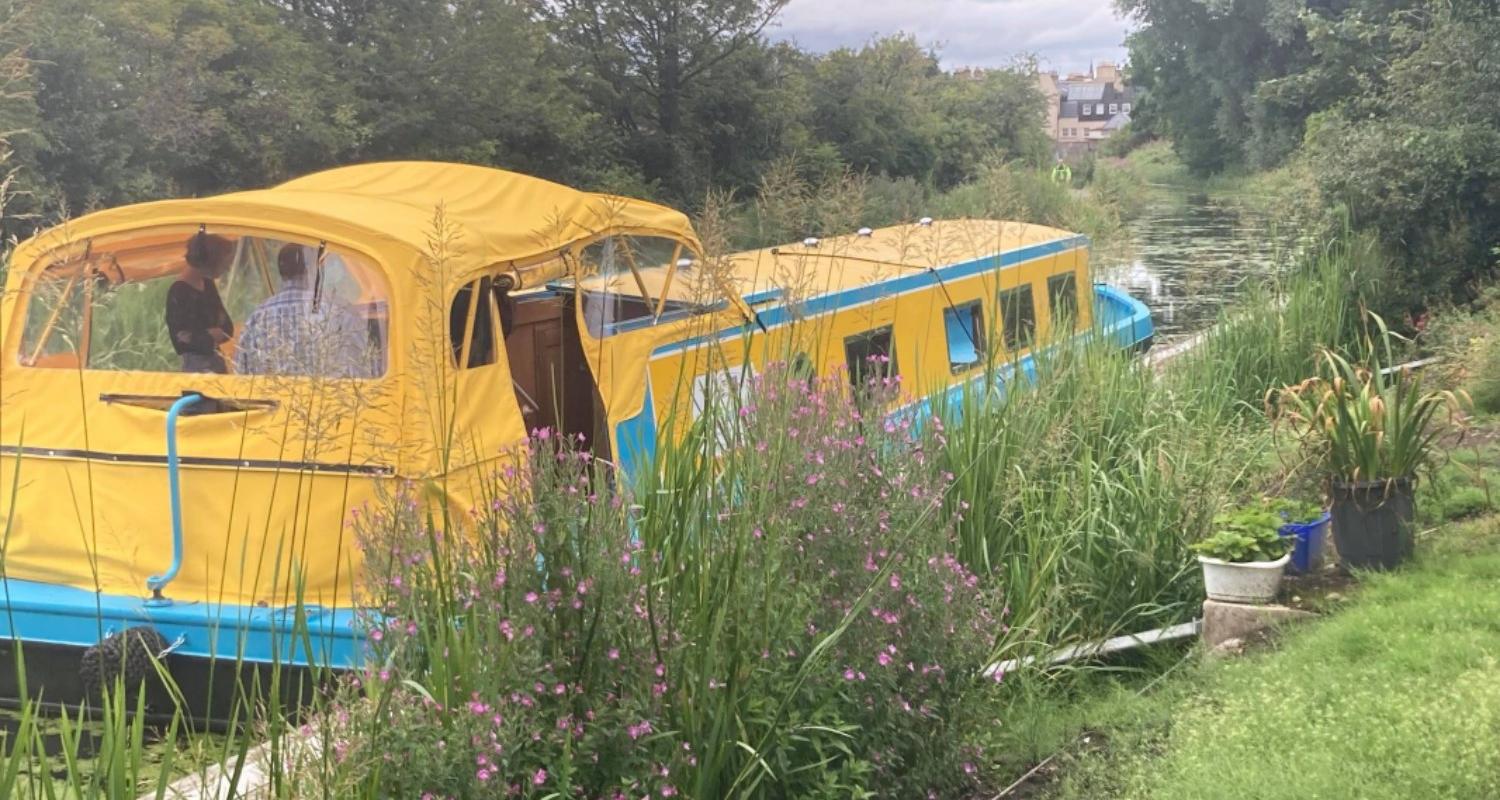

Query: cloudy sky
<box><xmin>771</xmin><ymin>0</ymin><xmax>1134</xmax><ymax>73</ymax></box>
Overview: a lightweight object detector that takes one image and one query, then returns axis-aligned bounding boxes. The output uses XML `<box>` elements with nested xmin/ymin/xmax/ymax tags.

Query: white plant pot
<box><xmin>1198</xmin><ymin>553</ymin><xmax>1290</xmax><ymax>604</ymax></box>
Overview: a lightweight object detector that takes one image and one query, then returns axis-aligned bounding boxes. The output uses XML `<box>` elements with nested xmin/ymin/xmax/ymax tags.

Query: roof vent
<box><xmin>857</xmin><ymin>227</ymin><xmax>874</xmax><ymax>237</ymax></box>
<box><xmin>803</xmin><ymin>237</ymin><xmax>820</xmax><ymax>247</ymax></box>
<box><xmin>919</xmin><ymin>217</ymin><xmax>934</xmax><ymax>227</ymax></box>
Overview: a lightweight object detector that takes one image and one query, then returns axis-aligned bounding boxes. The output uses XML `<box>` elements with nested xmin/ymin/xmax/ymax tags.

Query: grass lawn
<box><xmin>1031</xmin><ymin>514</ymin><xmax>1500</xmax><ymax>800</ymax></box>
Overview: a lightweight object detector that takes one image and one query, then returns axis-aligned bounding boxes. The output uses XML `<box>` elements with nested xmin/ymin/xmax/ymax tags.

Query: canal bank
<box><xmin>1013</xmin><ymin>509</ymin><xmax>1500</xmax><ymax>800</ymax></box>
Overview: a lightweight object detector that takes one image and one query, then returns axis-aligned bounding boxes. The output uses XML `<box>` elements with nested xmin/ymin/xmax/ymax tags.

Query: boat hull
<box><xmin>0</xmin><ymin>576</ymin><xmax>360</xmax><ymax>725</ymax></box>
<box><xmin>0</xmin><ymin>637</ymin><xmax>325</xmax><ymax>729</ymax></box>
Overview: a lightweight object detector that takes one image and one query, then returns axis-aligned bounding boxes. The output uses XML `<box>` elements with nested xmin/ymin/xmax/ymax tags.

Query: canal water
<box><xmin>1098</xmin><ymin>187</ymin><xmax>1289</xmax><ymax>346</ymax></box>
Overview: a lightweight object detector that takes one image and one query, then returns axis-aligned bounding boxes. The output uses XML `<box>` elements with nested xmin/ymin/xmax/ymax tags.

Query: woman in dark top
<box><xmin>166</xmin><ymin>232</ymin><xmax>235</xmax><ymax>373</ymax></box>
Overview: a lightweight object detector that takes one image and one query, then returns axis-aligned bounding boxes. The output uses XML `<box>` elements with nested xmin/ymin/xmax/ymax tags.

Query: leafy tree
<box><xmin>929</xmin><ymin>64</ymin><xmax>1048</xmax><ymax>187</ymax></box>
<box><xmin>804</xmin><ymin>36</ymin><xmax>942</xmax><ymax>182</ymax></box>
<box><xmin>0</xmin><ymin>0</ymin><xmax>38</xmax><ymax>237</ymax></box>
<box><xmin>683</xmin><ymin>40</ymin><xmax>815</xmax><ymax>193</ymax></box>
<box><xmin>269</xmin><ymin>0</ymin><xmax>608</xmax><ymax>187</ymax></box>
<box><xmin>3</xmin><ymin>0</ymin><xmax>1065</xmax><ymax>232</ymax></box>
<box><xmin>1303</xmin><ymin>0</ymin><xmax>1500</xmax><ymax>306</ymax></box>
<box><xmin>1120</xmin><ymin>0</ymin><xmax>1334</xmax><ymax>173</ymax></box>
<box><xmin>27</xmin><ymin>0</ymin><xmax>360</xmax><ymax>212</ymax></box>
<box><xmin>548</xmin><ymin>0</ymin><xmax>790</xmax><ymax>198</ymax></box>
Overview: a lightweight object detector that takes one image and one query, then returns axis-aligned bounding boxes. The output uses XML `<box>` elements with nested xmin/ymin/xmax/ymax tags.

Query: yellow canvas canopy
<box><xmin>13</xmin><ymin>162</ymin><xmax>701</xmax><ymax>294</ymax></box>
<box><xmin>0</xmin><ymin>162</ymin><xmax>705</xmax><ymax>609</ymax></box>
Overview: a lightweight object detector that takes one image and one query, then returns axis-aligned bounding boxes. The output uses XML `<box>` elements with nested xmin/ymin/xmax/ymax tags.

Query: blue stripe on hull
<box><xmin>0</xmin><ymin>577</ymin><xmax>364</xmax><ymax>668</ymax></box>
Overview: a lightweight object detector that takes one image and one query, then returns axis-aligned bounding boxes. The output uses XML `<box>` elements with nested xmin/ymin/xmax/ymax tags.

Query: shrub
<box><xmin>337</xmin><ymin>366</ymin><xmax>1008</xmax><ymax>798</ymax></box>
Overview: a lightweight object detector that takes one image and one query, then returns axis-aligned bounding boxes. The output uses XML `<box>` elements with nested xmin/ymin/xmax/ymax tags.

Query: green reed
<box><xmin>1169</xmin><ymin>230</ymin><xmax>1374</xmax><ymax>422</ymax></box>
<box><xmin>937</xmin><ymin>228</ymin><xmax>1372</xmax><ymax>663</ymax></box>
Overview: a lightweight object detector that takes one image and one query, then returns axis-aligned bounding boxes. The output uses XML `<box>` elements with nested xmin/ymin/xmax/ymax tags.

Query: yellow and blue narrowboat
<box><xmin>0</xmin><ymin>162</ymin><xmax>1151</xmax><ymax>716</ymax></box>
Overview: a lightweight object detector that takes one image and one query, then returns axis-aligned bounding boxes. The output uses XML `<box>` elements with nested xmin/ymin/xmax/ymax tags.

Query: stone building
<box><xmin>1039</xmin><ymin>61</ymin><xmax>1138</xmax><ymax>156</ymax></box>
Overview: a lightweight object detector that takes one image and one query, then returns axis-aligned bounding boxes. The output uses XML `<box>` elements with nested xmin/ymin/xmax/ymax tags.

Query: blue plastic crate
<box><xmin>1279</xmin><ymin>512</ymin><xmax>1331</xmax><ymax>573</ymax></box>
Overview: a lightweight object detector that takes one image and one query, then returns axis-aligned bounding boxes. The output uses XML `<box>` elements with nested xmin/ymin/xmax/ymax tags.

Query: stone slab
<box><xmin>1202</xmin><ymin>599</ymin><xmax>1317</xmax><ymax>649</ymax></box>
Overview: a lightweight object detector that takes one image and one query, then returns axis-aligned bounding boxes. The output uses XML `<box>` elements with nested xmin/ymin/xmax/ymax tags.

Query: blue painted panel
<box><xmin>0</xmin><ymin>577</ymin><xmax>365</xmax><ymax>668</ymax></box>
<box><xmin>613</xmin><ymin>383</ymin><xmax>657</xmax><ymax>485</ymax></box>
<box><xmin>1092</xmin><ymin>283</ymin><xmax>1153</xmax><ymax>350</ymax></box>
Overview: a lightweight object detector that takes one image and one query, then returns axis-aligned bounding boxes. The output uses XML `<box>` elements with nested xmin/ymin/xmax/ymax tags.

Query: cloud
<box><xmin>770</xmin><ymin>0</ymin><xmax>1134</xmax><ymax>72</ymax></box>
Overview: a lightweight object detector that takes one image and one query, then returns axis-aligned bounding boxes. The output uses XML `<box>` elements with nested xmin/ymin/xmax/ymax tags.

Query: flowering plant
<box><xmin>335</xmin><ymin>363</ymin><xmax>1008</xmax><ymax>798</ymax></box>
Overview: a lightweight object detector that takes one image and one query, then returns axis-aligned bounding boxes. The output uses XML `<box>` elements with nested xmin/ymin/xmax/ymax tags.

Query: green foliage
<box><xmin>343</xmin><ymin>370</ymin><xmax>1009</xmax><ymax>798</ymax></box>
<box><xmin>1432</xmin><ymin>484</ymin><xmax>1493</xmax><ymax>523</ymax></box>
<box><xmin>24</xmin><ymin>0</ymin><xmax>362</xmax><ymax>217</ymax></box>
<box><xmin>1117</xmin><ymin>140</ymin><xmax>1191</xmax><ymax>186</ymax></box>
<box><xmin>1190</xmin><ymin>508</ymin><xmax>1292</xmax><ymax>563</ymax></box>
<box><xmin>1463</xmin><ymin>333</ymin><xmax>1500</xmax><ymax>415</ymax></box>
<box><xmin>1097</xmin><ymin>121</ymin><xmax>1153</xmax><ymax>159</ymax></box>
<box><xmin>1126</xmin><ymin>0</ymin><xmax>1500</xmax><ymax>312</ymax></box>
<box><xmin>1121</xmin><ymin>0</ymin><xmax>1315</xmax><ymax>175</ymax></box>
<box><xmin>1301</xmin><ymin>1</ymin><xmax>1500</xmax><ymax>309</ymax></box>
<box><xmin>939</xmin><ymin>336</ymin><xmax>1229</xmax><ymax>654</ymax></box>
<box><xmin>1169</xmin><ymin>230</ymin><xmax>1368</xmax><ymax>420</ymax></box>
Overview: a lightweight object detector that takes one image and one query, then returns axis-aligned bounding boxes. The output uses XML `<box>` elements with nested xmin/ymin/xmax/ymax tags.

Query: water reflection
<box><xmin>1099</xmin><ymin>189</ymin><xmax>1291</xmax><ymax>345</ymax></box>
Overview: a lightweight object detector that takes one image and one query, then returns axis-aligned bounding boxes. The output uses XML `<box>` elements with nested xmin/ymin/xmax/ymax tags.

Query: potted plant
<box><xmin>1192</xmin><ymin>508</ymin><xmax>1294</xmax><ymax>604</ymax></box>
<box><xmin>1265</xmin><ymin>497</ymin><xmax>1330</xmax><ymax>573</ymax></box>
<box><xmin>1269</xmin><ymin>340</ymin><xmax>1467</xmax><ymax>570</ymax></box>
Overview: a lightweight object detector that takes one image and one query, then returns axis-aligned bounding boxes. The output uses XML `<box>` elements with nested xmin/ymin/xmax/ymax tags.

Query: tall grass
<box><xmin>939</xmin><ymin>340</ymin><xmax>1237</xmax><ymax>656</ymax></box>
<box><xmin>335</xmin><ymin>368</ymin><xmax>1009</xmax><ymax>798</ymax></box>
<box><xmin>730</xmin><ymin>155</ymin><xmax>1142</xmax><ymax>252</ymax></box>
<box><xmin>936</xmin><ymin>228</ymin><xmax>1373</xmax><ymax>663</ymax></box>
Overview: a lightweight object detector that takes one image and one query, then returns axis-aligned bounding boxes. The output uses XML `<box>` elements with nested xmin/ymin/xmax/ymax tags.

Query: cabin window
<box><xmin>576</xmin><ymin>235</ymin><xmax>707</xmax><ymax>338</ymax></box>
<box><xmin>999</xmin><ymin>285</ymin><xmax>1036</xmax><ymax>351</ymax></box>
<box><xmin>18</xmin><ymin>231</ymin><xmax>388</xmax><ymax>378</ymax></box>
<box><xmin>844</xmin><ymin>326</ymin><xmax>898</xmax><ymax>389</ymax></box>
<box><xmin>449</xmin><ymin>276</ymin><xmax>507</xmax><ymax>369</ymax></box>
<box><xmin>943</xmin><ymin>301</ymin><xmax>985</xmax><ymax>373</ymax></box>
<box><xmin>1048</xmin><ymin>273</ymin><xmax>1079</xmax><ymax>330</ymax></box>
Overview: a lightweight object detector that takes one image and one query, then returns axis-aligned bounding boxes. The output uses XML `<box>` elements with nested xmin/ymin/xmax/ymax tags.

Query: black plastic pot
<box><xmin>1329</xmin><ymin>477</ymin><xmax>1416</xmax><ymax>570</ymax></box>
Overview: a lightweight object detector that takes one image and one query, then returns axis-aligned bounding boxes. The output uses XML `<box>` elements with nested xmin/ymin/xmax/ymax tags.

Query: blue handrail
<box><xmin>147</xmin><ymin>393</ymin><xmax>203</xmax><ymax>602</ymax></box>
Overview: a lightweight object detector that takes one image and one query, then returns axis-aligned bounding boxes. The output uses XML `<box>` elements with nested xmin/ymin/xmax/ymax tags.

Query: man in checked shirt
<box><xmin>235</xmin><ymin>244</ymin><xmax>375</xmax><ymax>379</ymax></box>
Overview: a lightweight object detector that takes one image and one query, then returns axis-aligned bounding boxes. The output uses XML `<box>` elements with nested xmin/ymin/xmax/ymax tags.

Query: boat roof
<box><xmin>7</xmin><ymin>162</ymin><xmax>700</xmax><ymax>291</ymax></box>
<box><xmin>723</xmin><ymin>219</ymin><xmax>1083</xmax><ymax>303</ymax></box>
<box><xmin>574</xmin><ymin>218</ymin><xmax>1085</xmax><ymax>306</ymax></box>
<box><xmin>268</xmin><ymin>162</ymin><xmax>699</xmax><ymax>265</ymax></box>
